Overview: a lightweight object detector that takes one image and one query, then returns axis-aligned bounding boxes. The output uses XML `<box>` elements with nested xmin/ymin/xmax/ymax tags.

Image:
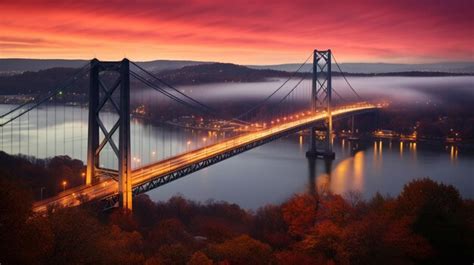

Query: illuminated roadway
<box><xmin>33</xmin><ymin>103</ymin><xmax>379</xmax><ymax>212</ymax></box>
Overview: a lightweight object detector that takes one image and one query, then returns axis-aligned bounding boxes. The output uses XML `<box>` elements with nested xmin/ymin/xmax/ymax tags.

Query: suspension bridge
<box><xmin>0</xmin><ymin>49</ymin><xmax>380</xmax><ymax>212</ymax></box>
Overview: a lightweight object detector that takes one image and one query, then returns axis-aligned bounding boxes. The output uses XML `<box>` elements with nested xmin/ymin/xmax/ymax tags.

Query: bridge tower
<box><xmin>306</xmin><ymin>49</ymin><xmax>335</xmax><ymax>160</ymax></box>
<box><xmin>86</xmin><ymin>59</ymin><xmax>133</xmax><ymax>211</ymax></box>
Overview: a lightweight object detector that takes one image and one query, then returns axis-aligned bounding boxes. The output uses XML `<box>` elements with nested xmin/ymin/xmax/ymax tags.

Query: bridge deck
<box><xmin>33</xmin><ymin>103</ymin><xmax>378</xmax><ymax>212</ymax></box>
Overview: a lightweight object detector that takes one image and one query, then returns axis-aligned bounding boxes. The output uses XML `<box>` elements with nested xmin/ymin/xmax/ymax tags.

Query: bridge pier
<box><xmin>306</xmin><ymin>49</ymin><xmax>335</xmax><ymax>160</ymax></box>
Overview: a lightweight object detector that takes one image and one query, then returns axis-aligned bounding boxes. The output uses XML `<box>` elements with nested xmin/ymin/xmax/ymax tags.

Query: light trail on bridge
<box><xmin>32</xmin><ymin>103</ymin><xmax>378</xmax><ymax>212</ymax></box>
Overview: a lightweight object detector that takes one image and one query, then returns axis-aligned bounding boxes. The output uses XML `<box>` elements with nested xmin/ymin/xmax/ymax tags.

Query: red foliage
<box><xmin>318</xmin><ymin>194</ymin><xmax>353</xmax><ymax>225</ymax></box>
<box><xmin>282</xmin><ymin>194</ymin><xmax>318</xmax><ymax>237</ymax></box>
<box><xmin>206</xmin><ymin>235</ymin><xmax>273</xmax><ymax>265</ymax></box>
<box><xmin>274</xmin><ymin>250</ymin><xmax>316</xmax><ymax>265</ymax></box>
<box><xmin>148</xmin><ymin>218</ymin><xmax>191</xmax><ymax>249</ymax></box>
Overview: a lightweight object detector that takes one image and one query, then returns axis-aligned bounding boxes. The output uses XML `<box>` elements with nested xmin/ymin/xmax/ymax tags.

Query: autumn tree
<box><xmin>187</xmin><ymin>251</ymin><xmax>213</xmax><ymax>265</ymax></box>
<box><xmin>396</xmin><ymin>178</ymin><xmax>473</xmax><ymax>264</ymax></box>
<box><xmin>318</xmin><ymin>194</ymin><xmax>353</xmax><ymax>226</ymax></box>
<box><xmin>274</xmin><ymin>250</ymin><xmax>317</xmax><ymax>265</ymax></box>
<box><xmin>253</xmin><ymin>204</ymin><xmax>291</xmax><ymax>248</ymax></box>
<box><xmin>0</xmin><ymin>172</ymin><xmax>53</xmax><ymax>264</ymax></box>
<box><xmin>206</xmin><ymin>235</ymin><xmax>273</xmax><ymax>265</ymax></box>
<box><xmin>282</xmin><ymin>194</ymin><xmax>318</xmax><ymax>237</ymax></box>
<box><xmin>300</xmin><ymin>220</ymin><xmax>346</xmax><ymax>264</ymax></box>
<box><xmin>147</xmin><ymin>218</ymin><xmax>192</xmax><ymax>251</ymax></box>
<box><xmin>155</xmin><ymin>243</ymin><xmax>192</xmax><ymax>265</ymax></box>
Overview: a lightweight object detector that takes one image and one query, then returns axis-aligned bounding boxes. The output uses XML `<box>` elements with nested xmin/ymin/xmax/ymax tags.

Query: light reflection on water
<box><xmin>147</xmin><ymin>135</ymin><xmax>473</xmax><ymax>209</ymax></box>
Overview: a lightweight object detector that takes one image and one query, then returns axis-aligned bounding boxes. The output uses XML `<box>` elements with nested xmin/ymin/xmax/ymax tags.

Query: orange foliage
<box><xmin>300</xmin><ymin>220</ymin><xmax>346</xmax><ymax>263</ymax></box>
<box><xmin>206</xmin><ymin>235</ymin><xmax>272</xmax><ymax>265</ymax></box>
<box><xmin>187</xmin><ymin>251</ymin><xmax>213</xmax><ymax>265</ymax></box>
<box><xmin>318</xmin><ymin>194</ymin><xmax>353</xmax><ymax>225</ymax></box>
<box><xmin>282</xmin><ymin>194</ymin><xmax>318</xmax><ymax>237</ymax></box>
<box><xmin>275</xmin><ymin>250</ymin><xmax>318</xmax><ymax>265</ymax></box>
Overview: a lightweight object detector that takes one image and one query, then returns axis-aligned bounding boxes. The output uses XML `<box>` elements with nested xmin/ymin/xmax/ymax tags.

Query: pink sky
<box><xmin>0</xmin><ymin>0</ymin><xmax>473</xmax><ymax>64</ymax></box>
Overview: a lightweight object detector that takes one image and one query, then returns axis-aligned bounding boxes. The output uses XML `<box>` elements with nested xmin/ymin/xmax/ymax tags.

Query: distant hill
<box><xmin>2</xmin><ymin>58</ymin><xmax>473</xmax><ymax>75</ymax></box>
<box><xmin>158</xmin><ymin>63</ymin><xmax>294</xmax><ymax>85</ymax></box>
<box><xmin>0</xmin><ymin>63</ymin><xmax>295</xmax><ymax>96</ymax></box>
<box><xmin>248</xmin><ymin>62</ymin><xmax>474</xmax><ymax>74</ymax></box>
<box><xmin>1</xmin><ymin>63</ymin><xmax>472</xmax><ymax>97</ymax></box>
<box><xmin>0</xmin><ymin>59</ymin><xmax>88</xmax><ymax>75</ymax></box>
<box><xmin>0</xmin><ymin>58</ymin><xmax>210</xmax><ymax>75</ymax></box>
<box><xmin>0</xmin><ymin>67</ymin><xmax>88</xmax><ymax>95</ymax></box>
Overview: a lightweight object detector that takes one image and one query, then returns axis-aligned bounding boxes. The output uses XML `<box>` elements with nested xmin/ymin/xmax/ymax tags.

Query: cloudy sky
<box><xmin>0</xmin><ymin>0</ymin><xmax>473</xmax><ymax>64</ymax></box>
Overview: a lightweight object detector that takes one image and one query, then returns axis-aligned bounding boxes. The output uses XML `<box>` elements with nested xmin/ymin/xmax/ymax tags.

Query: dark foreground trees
<box><xmin>0</xmin><ymin>168</ymin><xmax>473</xmax><ymax>265</ymax></box>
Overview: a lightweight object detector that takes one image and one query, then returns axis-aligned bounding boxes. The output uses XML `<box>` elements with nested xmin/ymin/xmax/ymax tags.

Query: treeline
<box><xmin>0</xmin><ymin>165</ymin><xmax>473</xmax><ymax>264</ymax></box>
<box><xmin>0</xmin><ymin>152</ymin><xmax>85</xmax><ymax>200</ymax></box>
<box><xmin>0</xmin><ymin>67</ymin><xmax>89</xmax><ymax>96</ymax></box>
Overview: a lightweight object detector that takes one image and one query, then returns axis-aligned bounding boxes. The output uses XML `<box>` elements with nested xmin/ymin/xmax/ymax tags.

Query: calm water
<box><xmin>146</xmin><ymin>136</ymin><xmax>473</xmax><ymax>209</ymax></box>
<box><xmin>1</xmin><ymin>76</ymin><xmax>473</xmax><ymax>208</ymax></box>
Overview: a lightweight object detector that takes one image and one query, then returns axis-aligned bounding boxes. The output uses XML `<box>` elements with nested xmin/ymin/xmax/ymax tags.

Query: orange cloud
<box><xmin>0</xmin><ymin>0</ymin><xmax>473</xmax><ymax>64</ymax></box>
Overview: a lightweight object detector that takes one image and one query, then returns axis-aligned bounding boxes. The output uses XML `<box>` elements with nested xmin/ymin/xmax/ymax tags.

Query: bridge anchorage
<box><xmin>306</xmin><ymin>49</ymin><xmax>335</xmax><ymax>160</ymax></box>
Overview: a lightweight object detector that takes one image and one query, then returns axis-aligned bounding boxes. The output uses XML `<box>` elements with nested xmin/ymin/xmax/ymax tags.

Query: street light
<box><xmin>187</xmin><ymin>140</ymin><xmax>192</xmax><ymax>151</ymax></box>
<box><xmin>62</xmin><ymin>180</ymin><xmax>67</xmax><ymax>192</ymax></box>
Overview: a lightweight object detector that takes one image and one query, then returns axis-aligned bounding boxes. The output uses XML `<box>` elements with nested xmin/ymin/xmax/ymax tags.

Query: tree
<box><xmin>0</xmin><ymin>172</ymin><xmax>53</xmax><ymax>264</ymax></box>
<box><xmin>274</xmin><ymin>250</ymin><xmax>316</xmax><ymax>265</ymax></box>
<box><xmin>282</xmin><ymin>194</ymin><xmax>318</xmax><ymax>237</ymax></box>
<box><xmin>396</xmin><ymin>178</ymin><xmax>473</xmax><ymax>264</ymax></box>
<box><xmin>190</xmin><ymin>215</ymin><xmax>238</xmax><ymax>242</ymax></box>
<box><xmin>300</xmin><ymin>220</ymin><xmax>346</xmax><ymax>264</ymax></box>
<box><xmin>109</xmin><ymin>209</ymin><xmax>139</xmax><ymax>232</ymax></box>
<box><xmin>46</xmin><ymin>207</ymin><xmax>109</xmax><ymax>264</ymax></box>
<box><xmin>98</xmin><ymin>225</ymin><xmax>145</xmax><ymax>265</ymax></box>
<box><xmin>147</xmin><ymin>218</ymin><xmax>191</xmax><ymax>251</ymax></box>
<box><xmin>207</xmin><ymin>235</ymin><xmax>273</xmax><ymax>265</ymax></box>
<box><xmin>318</xmin><ymin>194</ymin><xmax>353</xmax><ymax>226</ymax></box>
<box><xmin>133</xmin><ymin>194</ymin><xmax>159</xmax><ymax>228</ymax></box>
<box><xmin>253</xmin><ymin>205</ymin><xmax>292</xmax><ymax>248</ymax></box>
<box><xmin>343</xmin><ymin>213</ymin><xmax>432</xmax><ymax>265</ymax></box>
<box><xmin>156</xmin><ymin>243</ymin><xmax>191</xmax><ymax>265</ymax></box>
<box><xmin>187</xmin><ymin>251</ymin><xmax>213</xmax><ymax>265</ymax></box>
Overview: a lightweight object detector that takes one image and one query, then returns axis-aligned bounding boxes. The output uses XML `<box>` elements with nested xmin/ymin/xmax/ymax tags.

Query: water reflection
<box><xmin>373</xmin><ymin>140</ymin><xmax>383</xmax><ymax>171</ymax></box>
<box><xmin>353</xmin><ymin>151</ymin><xmax>364</xmax><ymax>191</ymax></box>
<box><xmin>309</xmin><ymin>158</ymin><xmax>332</xmax><ymax>196</ymax></box>
<box><xmin>319</xmin><ymin>149</ymin><xmax>366</xmax><ymax>195</ymax></box>
<box><xmin>450</xmin><ymin>145</ymin><xmax>458</xmax><ymax>162</ymax></box>
<box><xmin>308</xmin><ymin>136</ymin><xmax>474</xmax><ymax>201</ymax></box>
<box><xmin>307</xmin><ymin>158</ymin><xmax>316</xmax><ymax>195</ymax></box>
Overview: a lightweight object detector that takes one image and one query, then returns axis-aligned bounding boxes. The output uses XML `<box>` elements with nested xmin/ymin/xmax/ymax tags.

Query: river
<box><xmin>0</xmin><ymin>75</ymin><xmax>473</xmax><ymax>208</ymax></box>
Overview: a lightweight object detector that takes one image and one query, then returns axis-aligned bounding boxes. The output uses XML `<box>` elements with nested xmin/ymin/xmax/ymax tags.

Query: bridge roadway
<box><xmin>33</xmin><ymin>103</ymin><xmax>378</xmax><ymax>212</ymax></box>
